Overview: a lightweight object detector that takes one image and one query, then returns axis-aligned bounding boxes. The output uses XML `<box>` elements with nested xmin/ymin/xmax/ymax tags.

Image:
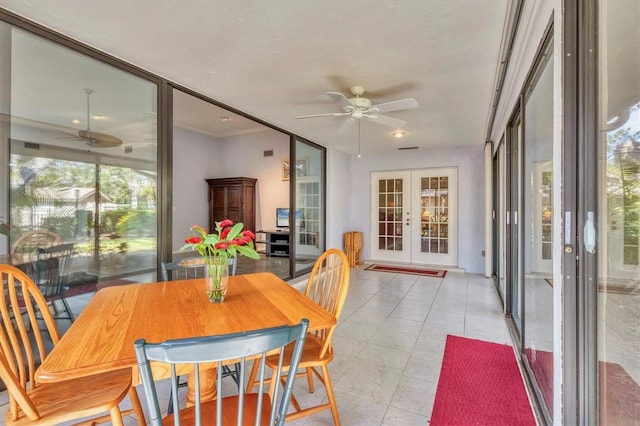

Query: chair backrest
<box><xmin>161</xmin><ymin>256</ymin><xmax>237</xmax><ymax>281</ymax></box>
<box><xmin>304</xmin><ymin>248</ymin><xmax>350</xmax><ymax>358</ymax></box>
<box><xmin>135</xmin><ymin>319</ymin><xmax>309</xmax><ymax>426</ymax></box>
<box><xmin>10</xmin><ymin>229</ymin><xmax>62</xmax><ymax>255</ymax></box>
<box><xmin>33</xmin><ymin>243</ymin><xmax>75</xmax><ymax>298</ymax></box>
<box><xmin>0</xmin><ymin>264</ymin><xmax>61</xmax><ymax>421</ymax></box>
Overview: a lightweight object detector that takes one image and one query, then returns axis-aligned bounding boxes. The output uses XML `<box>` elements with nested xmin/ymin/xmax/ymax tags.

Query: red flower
<box><xmin>219</xmin><ymin>219</ymin><xmax>233</xmax><ymax>229</ymax></box>
<box><xmin>221</xmin><ymin>227</ymin><xmax>231</xmax><ymax>240</ymax></box>
<box><xmin>241</xmin><ymin>230</ymin><xmax>255</xmax><ymax>239</ymax></box>
<box><xmin>185</xmin><ymin>236</ymin><xmax>202</xmax><ymax>244</ymax></box>
<box><xmin>215</xmin><ymin>242</ymin><xmax>228</xmax><ymax>250</ymax></box>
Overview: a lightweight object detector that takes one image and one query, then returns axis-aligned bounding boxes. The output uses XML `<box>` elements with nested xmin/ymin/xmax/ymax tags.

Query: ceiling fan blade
<box><xmin>368</xmin><ymin>98</ymin><xmax>418</xmax><ymax>114</ymax></box>
<box><xmin>296</xmin><ymin>112</ymin><xmax>350</xmax><ymax>119</ymax></box>
<box><xmin>326</xmin><ymin>92</ymin><xmax>354</xmax><ymax>109</ymax></box>
<box><xmin>365</xmin><ymin>82</ymin><xmax>421</xmax><ymax>98</ymax></box>
<box><xmin>364</xmin><ymin>114</ymin><xmax>407</xmax><ymax>128</ymax></box>
<box><xmin>79</xmin><ymin>130</ymin><xmax>123</xmax><ymax>147</ymax></box>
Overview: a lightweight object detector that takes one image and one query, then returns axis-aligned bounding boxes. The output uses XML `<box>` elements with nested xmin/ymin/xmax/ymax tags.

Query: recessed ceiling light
<box><xmin>220</xmin><ymin>116</ymin><xmax>230</xmax><ymax>122</ymax></box>
<box><xmin>72</xmin><ymin>119</ymin><xmax>80</xmax><ymax>124</ymax></box>
<box><xmin>93</xmin><ymin>115</ymin><xmax>105</xmax><ymax>120</ymax></box>
<box><xmin>392</xmin><ymin>130</ymin><xmax>406</xmax><ymax>138</ymax></box>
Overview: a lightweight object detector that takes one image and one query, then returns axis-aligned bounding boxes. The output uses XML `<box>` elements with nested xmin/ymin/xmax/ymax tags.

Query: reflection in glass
<box><xmin>598</xmin><ymin>0</ymin><xmax>640</xmax><ymax>420</ymax></box>
<box><xmin>522</xmin><ymin>42</ymin><xmax>553</xmax><ymax>417</ymax></box>
<box><xmin>6</xmin><ymin>27</ymin><xmax>157</xmax><ymax>284</ymax></box>
<box><xmin>523</xmin><ymin>44</ymin><xmax>554</xmax><ymax>418</ymax></box>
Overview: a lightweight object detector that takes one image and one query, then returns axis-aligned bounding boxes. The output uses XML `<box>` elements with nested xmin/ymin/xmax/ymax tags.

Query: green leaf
<box><xmin>225</xmin><ymin>223</ymin><xmax>244</xmax><ymax>241</ymax></box>
<box><xmin>237</xmin><ymin>244</ymin><xmax>260</xmax><ymax>259</ymax></box>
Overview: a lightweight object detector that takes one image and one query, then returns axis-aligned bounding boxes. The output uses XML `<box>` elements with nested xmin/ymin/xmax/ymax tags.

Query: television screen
<box><xmin>276</xmin><ymin>208</ymin><xmax>302</xmax><ymax>228</ymax></box>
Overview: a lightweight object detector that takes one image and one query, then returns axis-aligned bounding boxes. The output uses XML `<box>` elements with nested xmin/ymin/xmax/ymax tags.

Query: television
<box><xmin>276</xmin><ymin>207</ymin><xmax>302</xmax><ymax>228</ymax></box>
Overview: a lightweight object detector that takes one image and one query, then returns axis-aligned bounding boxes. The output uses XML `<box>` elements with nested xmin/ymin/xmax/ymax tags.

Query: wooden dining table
<box><xmin>35</xmin><ymin>271</ymin><xmax>334</xmax><ymax>402</ymax></box>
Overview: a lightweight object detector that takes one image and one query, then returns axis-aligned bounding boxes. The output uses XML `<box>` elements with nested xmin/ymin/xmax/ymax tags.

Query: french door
<box><xmin>370</xmin><ymin>168</ymin><xmax>457</xmax><ymax>266</ymax></box>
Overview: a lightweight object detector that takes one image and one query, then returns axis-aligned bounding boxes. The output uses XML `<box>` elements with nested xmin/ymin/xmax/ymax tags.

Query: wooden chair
<box><xmin>10</xmin><ymin>230</ymin><xmax>61</xmax><ymax>255</ymax></box>
<box><xmin>161</xmin><ymin>255</ymin><xmax>239</xmax><ymax>414</ymax></box>
<box><xmin>32</xmin><ymin>243</ymin><xmax>76</xmax><ymax>322</ymax></box>
<box><xmin>246</xmin><ymin>248</ymin><xmax>351</xmax><ymax>425</ymax></box>
<box><xmin>160</xmin><ymin>256</ymin><xmax>237</xmax><ymax>281</ymax></box>
<box><xmin>0</xmin><ymin>264</ymin><xmax>146</xmax><ymax>425</ymax></box>
<box><xmin>134</xmin><ymin>319</ymin><xmax>309</xmax><ymax>426</ymax></box>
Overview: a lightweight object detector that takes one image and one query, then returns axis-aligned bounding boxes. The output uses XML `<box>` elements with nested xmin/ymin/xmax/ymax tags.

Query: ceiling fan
<box><xmin>57</xmin><ymin>89</ymin><xmax>123</xmax><ymax>148</ymax></box>
<box><xmin>296</xmin><ymin>85</ymin><xmax>418</xmax><ymax>128</ymax></box>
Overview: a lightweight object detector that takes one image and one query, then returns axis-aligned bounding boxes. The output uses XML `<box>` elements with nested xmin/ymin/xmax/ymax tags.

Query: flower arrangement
<box><xmin>181</xmin><ymin>220</ymin><xmax>260</xmax><ymax>301</ymax></box>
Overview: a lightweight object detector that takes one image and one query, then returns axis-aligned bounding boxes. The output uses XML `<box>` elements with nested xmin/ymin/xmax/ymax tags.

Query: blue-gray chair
<box><xmin>161</xmin><ymin>257</ymin><xmax>237</xmax><ymax>281</ymax></box>
<box><xmin>134</xmin><ymin>319</ymin><xmax>309</xmax><ymax>426</ymax></box>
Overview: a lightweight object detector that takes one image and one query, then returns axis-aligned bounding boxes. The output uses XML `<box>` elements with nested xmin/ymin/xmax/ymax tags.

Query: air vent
<box><xmin>263</xmin><ymin>150</ymin><xmax>274</xmax><ymax>157</ymax></box>
<box><xmin>398</xmin><ymin>146</ymin><xmax>419</xmax><ymax>151</ymax></box>
<box><xmin>125</xmin><ymin>146</ymin><xmax>133</xmax><ymax>154</ymax></box>
<box><xmin>24</xmin><ymin>142</ymin><xmax>40</xmax><ymax>150</ymax></box>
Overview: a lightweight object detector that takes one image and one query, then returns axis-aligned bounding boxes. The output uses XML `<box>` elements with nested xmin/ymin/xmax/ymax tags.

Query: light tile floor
<box><xmin>0</xmin><ymin>265</ymin><xmax>514</xmax><ymax>425</ymax></box>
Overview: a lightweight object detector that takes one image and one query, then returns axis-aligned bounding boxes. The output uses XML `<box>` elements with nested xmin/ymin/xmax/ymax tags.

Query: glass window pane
<box><xmin>6</xmin><ymin>27</ymin><xmax>158</xmax><ymax>286</ymax></box>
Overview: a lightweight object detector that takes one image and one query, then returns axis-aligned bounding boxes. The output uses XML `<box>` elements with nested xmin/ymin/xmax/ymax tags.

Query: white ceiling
<box><xmin>0</xmin><ymin>1</ymin><xmax>509</xmax><ymax>157</ymax></box>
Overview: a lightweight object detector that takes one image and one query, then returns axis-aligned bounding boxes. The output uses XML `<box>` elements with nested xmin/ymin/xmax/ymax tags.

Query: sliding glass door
<box><xmin>2</xmin><ymin>24</ymin><xmax>158</xmax><ymax>282</ymax></box>
<box><xmin>591</xmin><ymin>1</ymin><xmax>640</xmax><ymax>423</ymax></box>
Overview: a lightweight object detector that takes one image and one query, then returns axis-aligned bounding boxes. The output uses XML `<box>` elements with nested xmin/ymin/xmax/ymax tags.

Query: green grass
<box><xmin>74</xmin><ymin>237</ymin><xmax>156</xmax><ymax>255</ymax></box>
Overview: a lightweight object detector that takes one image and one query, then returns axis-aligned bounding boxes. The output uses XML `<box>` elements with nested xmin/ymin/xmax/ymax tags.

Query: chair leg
<box><xmin>306</xmin><ymin>367</ymin><xmax>315</xmax><ymax>392</ymax></box>
<box><xmin>321</xmin><ymin>365</ymin><xmax>341</xmax><ymax>426</ymax></box>
<box><xmin>109</xmin><ymin>406</ymin><xmax>125</xmax><ymax>426</ymax></box>
<box><xmin>128</xmin><ymin>386</ymin><xmax>146</xmax><ymax>425</ymax></box>
<box><xmin>61</xmin><ymin>297</ymin><xmax>75</xmax><ymax>321</ymax></box>
<box><xmin>246</xmin><ymin>359</ymin><xmax>259</xmax><ymax>393</ymax></box>
<box><xmin>167</xmin><ymin>375</ymin><xmax>183</xmax><ymax>415</ymax></box>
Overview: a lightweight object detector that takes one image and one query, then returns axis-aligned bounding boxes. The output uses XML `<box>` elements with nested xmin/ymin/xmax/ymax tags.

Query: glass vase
<box><xmin>204</xmin><ymin>260</ymin><xmax>229</xmax><ymax>303</ymax></box>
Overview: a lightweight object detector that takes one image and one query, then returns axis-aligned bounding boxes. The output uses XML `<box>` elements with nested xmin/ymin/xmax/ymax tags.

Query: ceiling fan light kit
<box><xmin>296</xmin><ymin>85</ymin><xmax>418</xmax><ymax>129</ymax></box>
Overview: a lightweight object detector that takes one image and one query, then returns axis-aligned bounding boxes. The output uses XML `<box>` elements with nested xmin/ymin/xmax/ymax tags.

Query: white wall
<box><xmin>172</xmin><ymin>127</ymin><xmax>221</xmax><ymax>252</ymax></box>
<box><xmin>348</xmin><ymin>144</ymin><xmax>486</xmax><ymax>274</ymax></box>
<box><xmin>326</xmin><ymin>147</ymin><xmax>352</xmax><ymax>251</ymax></box>
<box><xmin>215</xmin><ymin>129</ymin><xmax>289</xmax><ymax>231</ymax></box>
<box><xmin>173</xmin><ymin>126</ymin><xmax>290</xmax><ymax>253</ymax></box>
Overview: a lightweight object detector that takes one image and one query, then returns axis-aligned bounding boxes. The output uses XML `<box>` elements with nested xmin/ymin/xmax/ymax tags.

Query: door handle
<box><xmin>584</xmin><ymin>212</ymin><xmax>596</xmax><ymax>253</ymax></box>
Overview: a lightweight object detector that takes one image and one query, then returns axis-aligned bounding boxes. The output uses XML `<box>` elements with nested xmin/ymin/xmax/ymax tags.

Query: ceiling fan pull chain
<box><xmin>357</xmin><ymin>119</ymin><xmax>362</xmax><ymax>158</ymax></box>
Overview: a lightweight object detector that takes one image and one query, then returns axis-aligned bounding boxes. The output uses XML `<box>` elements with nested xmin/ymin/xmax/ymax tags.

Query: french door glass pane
<box><xmin>377</xmin><ymin>178</ymin><xmax>403</xmax><ymax>251</ymax></box>
<box><xmin>419</xmin><ymin>175</ymin><xmax>449</xmax><ymax>254</ymax></box>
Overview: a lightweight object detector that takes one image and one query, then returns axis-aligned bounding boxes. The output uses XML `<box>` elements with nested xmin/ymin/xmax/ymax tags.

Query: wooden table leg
<box><xmin>186</xmin><ymin>367</ymin><xmax>217</xmax><ymax>406</ymax></box>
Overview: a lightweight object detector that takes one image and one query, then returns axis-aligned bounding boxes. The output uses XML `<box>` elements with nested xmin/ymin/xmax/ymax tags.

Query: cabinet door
<box><xmin>224</xmin><ymin>186</ymin><xmax>242</xmax><ymax>224</ymax></box>
<box><xmin>209</xmin><ymin>187</ymin><xmax>226</xmax><ymax>230</ymax></box>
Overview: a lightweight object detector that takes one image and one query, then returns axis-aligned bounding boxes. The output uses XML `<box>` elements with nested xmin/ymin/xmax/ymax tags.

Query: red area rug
<box><xmin>431</xmin><ymin>335</ymin><xmax>535</xmax><ymax>426</ymax></box>
<box><xmin>364</xmin><ymin>264</ymin><xmax>447</xmax><ymax>277</ymax></box>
